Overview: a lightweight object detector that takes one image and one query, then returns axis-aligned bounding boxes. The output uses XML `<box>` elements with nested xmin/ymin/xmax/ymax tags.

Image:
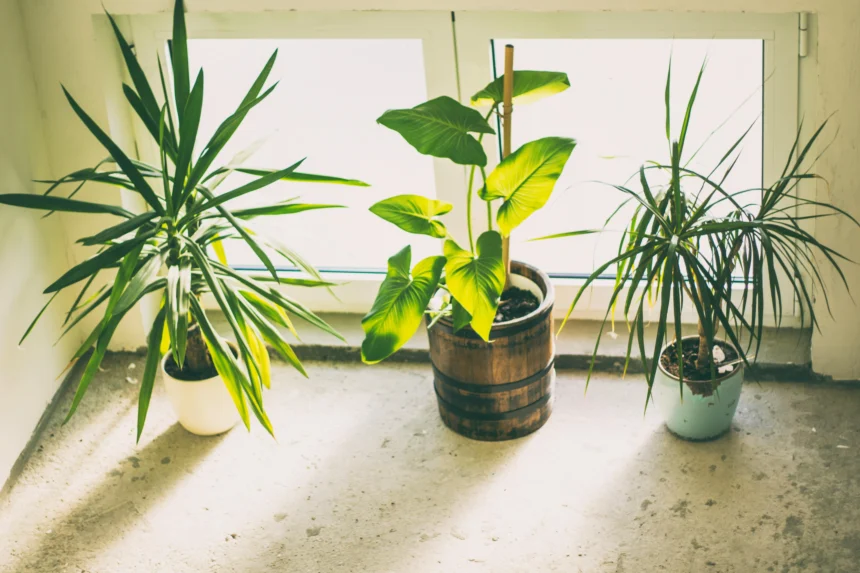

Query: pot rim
<box><xmin>436</xmin><ymin>259</ymin><xmax>555</xmax><ymax>333</ymax></box>
<box><xmin>657</xmin><ymin>335</ymin><xmax>744</xmax><ymax>385</ymax></box>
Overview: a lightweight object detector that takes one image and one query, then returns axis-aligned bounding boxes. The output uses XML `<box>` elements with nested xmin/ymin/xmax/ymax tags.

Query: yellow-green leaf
<box><xmin>443</xmin><ymin>231</ymin><xmax>505</xmax><ymax>340</ymax></box>
<box><xmin>361</xmin><ymin>247</ymin><xmax>445</xmax><ymax>364</ymax></box>
<box><xmin>482</xmin><ymin>137</ymin><xmax>576</xmax><ymax>236</ymax></box>
<box><xmin>471</xmin><ymin>70</ymin><xmax>570</xmax><ymax>107</ymax></box>
<box><xmin>369</xmin><ymin>194</ymin><xmax>452</xmax><ymax>238</ymax></box>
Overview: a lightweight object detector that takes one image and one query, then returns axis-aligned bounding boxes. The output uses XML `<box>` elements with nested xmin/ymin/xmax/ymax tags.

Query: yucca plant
<box><xmin>542</xmin><ymin>59</ymin><xmax>857</xmax><ymax>399</ymax></box>
<box><xmin>0</xmin><ymin>0</ymin><xmax>365</xmax><ymax>439</ymax></box>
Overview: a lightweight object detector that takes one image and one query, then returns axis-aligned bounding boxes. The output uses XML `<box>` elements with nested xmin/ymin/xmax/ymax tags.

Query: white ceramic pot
<box><xmin>161</xmin><ymin>354</ymin><xmax>239</xmax><ymax>436</ymax></box>
<box><xmin>651</xmin><ymin>336</ymin><xmax>744</xmax><ymax>441</ymax></box>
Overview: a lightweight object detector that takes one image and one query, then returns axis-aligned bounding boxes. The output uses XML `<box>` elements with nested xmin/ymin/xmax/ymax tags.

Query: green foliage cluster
<box><xmin>362</xmin><ymin>73</ymin><xmax>576</xmax><ymax>363</ymax></box>
<box><xmin>0</xmin><ymin>0</ymin><xmax>365</xmax><ymax>439</ymax></box>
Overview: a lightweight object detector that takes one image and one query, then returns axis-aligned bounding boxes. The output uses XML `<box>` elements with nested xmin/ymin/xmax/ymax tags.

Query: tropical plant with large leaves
<box><xmin>361</xmin><ymin>66</ymin><xmax>574</xmax><ymax>364</ymax></box>
<box><xmin>0</xmin><ymin>0</ymin><xmax>366</xmax><ymax>440</ymax></box>
<box><xmin>536</xmin><ymin>58</ymin><xmax>857</xmax><ymax>400</ymax></box>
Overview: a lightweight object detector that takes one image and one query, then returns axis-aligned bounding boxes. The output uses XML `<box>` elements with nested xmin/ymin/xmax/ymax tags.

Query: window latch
<box><xmin>799</xmin><ymin>13</ymin><xmax>809</xmax><ymax>58</ymax></box>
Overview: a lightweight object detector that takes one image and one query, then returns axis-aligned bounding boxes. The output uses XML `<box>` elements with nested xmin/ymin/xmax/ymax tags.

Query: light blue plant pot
<box><xmin>651</xmin><ymin>337</ymin><xmax>744</xmax><ymax>441</ymax></box>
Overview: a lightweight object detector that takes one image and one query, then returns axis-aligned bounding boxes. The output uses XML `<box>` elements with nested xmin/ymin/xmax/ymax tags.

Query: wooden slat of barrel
<box><xmin>435</xmin><ymin>375</ymin><xmax>555</xmax><ymax>441</ymax></box>
<box><xmin>427</xmin><ymin>261</ymin><xmax>556</xmax><ymax>441</ymax></box>
<box><xmin>433</xmin><ymin>361</ymin><xmax>554</xmax><ymax>414</ymax></box>
<box><xmin>428</xmin><ymin>317</ymin><xmax>553</xmax><ymax>386</ymax></box>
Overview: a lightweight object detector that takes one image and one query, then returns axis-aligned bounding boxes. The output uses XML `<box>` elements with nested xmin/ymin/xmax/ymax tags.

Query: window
<box><xmin>455</xmin><ymin>12</ymin><xmax>799</xmax><ymax>321</ymax></box>
<box><xmin>127</xmin><ymin>11</ymin><xmax>800</xmax><ymax>321</ymax></box>
<box><xmin>487</xmin><ymin>38</ymin><xmax>763</xmax><ymax>277</ymax></box>
<box><xmin>186</xmin><ymin>38</ymin><xmax>440</xmax><ymax>270</ymax></box>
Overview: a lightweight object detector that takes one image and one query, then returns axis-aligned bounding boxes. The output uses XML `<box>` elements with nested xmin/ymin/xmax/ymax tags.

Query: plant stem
<box><xmin>465</xmin><ymin>105</ymin><xmax>498</xmax><ymax>253</ymax></box>
<box><xmin>183</xmin><ymin>322</ymin><xmax>213</xmax><ymax>374</ymax></box>
<box><xmin>696</xmin><ymin>317</ymin><xmax>709</xmax><ymax>370</ymax></box>
<box><xmin>482</xmin><ymin>166</ymin><xmax>493</xmax><ymax>230</ymax></box>
<box><xmin>466</xmin><ymin>164</ymin><xmax>477</xmax><ymax>252</ymax></box>
<box><xmin>694</xmin><ymin>235</ymin><xmax>744</xmax><ymax>370</ymax></box>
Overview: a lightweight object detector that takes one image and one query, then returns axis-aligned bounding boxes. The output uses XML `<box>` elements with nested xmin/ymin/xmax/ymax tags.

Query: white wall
<box><xmin>0</xmin><ymin>0</ymin><xmax>82</xmax><ymax>485</ymax></box>
<box><xmin>19</xmin><ymin>1</ymin><xmax>149</xmax><ymax>352</ymax></box>
<box><xmin>803</xmin><ymin>3</ymin><xmax>860</xmax><ymax>380</ymax></box>
<box><xmin>17</xmin><ymin>0</ymin><xmax>860</xmax><ymax>379</ymax></box>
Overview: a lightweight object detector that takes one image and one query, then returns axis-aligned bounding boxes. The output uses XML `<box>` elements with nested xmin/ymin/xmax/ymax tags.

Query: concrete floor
<box><xmin>1</xmin><ymin>354</ymin><xmax>859</xmax><ymax>573</ymax></box>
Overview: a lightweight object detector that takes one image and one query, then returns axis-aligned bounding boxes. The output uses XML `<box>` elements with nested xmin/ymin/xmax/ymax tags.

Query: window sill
<box><xmin>209</xmin><ymin>311</ymin><xmax>815</xmax><ymax>382</ymax></box>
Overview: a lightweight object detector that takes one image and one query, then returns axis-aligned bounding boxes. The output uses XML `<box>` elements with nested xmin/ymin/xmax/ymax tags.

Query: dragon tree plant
<box><xmin>360</xmin><ymin>59</ymin><xmax>575</xmax><ymax>364</ymax></box>
<box><xmin>540</xmin><ymin>59</ymin><xmax>857</xmax><ymax>397</ymax></box>
<box><xmin>0</xmin><ymin>0</ymin><xmax>365</xmax><ymax>439</ymax></box>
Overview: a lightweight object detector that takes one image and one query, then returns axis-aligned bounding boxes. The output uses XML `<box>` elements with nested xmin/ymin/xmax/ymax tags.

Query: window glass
<box><xmin>490</xmin><ymin>39</ymin><xmax>764</xmax><ymax>276</ymax></box>
<box><xmin>188</xmin><ymin>39</ymin><xmax>438</xmax><ymax>270</ymax></box>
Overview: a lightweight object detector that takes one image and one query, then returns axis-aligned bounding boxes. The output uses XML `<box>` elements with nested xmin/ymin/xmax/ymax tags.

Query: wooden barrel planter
<box><xmin>427</xmin><ymin>260</ymin><xmax>555</xmax><ymax>441</ymax></box>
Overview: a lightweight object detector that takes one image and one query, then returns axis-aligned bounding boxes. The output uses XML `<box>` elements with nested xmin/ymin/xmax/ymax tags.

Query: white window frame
<box><xmin>126</xmin><ymin>11</ymin><xmax>802</xmax><ymax>325</ymax></box>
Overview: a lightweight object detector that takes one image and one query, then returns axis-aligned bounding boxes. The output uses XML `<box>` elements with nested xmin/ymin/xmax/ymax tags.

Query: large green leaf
<box><xmin>221</xmin><ymin>287</ymin><xmax>264</xmax><ymax>402</ymax></box>
<box><xmin>112</xmin><ymin>252</ymin><xmax>166</xmax><ymax>317</ymax></box>
<box><xmin>212</xmin><ymin>261</ymin><xmax>344</xmax><ymax>342</ymax></box>
<box><xmin>377</xmin><ymin>96</ymin><xmax>494</xmax><ymax>166</ymax></box>
<box><xmin>184</xmin><ymin>51</ymin><xmax>278</xmax><ymax>195</ymax></box>
<box><xmin>62</xmin><ymin>238</ymin><xmax>151</xmax><ymax>422</ymax></box>
<box><xmin>481</xmin><ymin>137</ymin><xmax>576</xmax><ymax>236</ymax></box>
<box><xmin>124</xmin><ymin>85</ymin><xmax>175</xmax><ymax>160</ymax></box>
<box><xmin>361</xmin><ymin>247</ymin><xmax>445</xmax><ymax>364</ymax></box>
<box><xmin>105</xmin><ymin>9</ymin><xmax>177</xmax><ymax>159</ymax></box>
<box><xmin>239</xmin><ymin>289</ymin><xmax>299</xmax><ymax>337</ymax></box>
<box><xmin>189</xmin><ymin>296</ymin><xmax>252</xmax><ymax>430</ymax></box>
<box><xmin>105</xmin><ymin>11</ymin><xmax>159</xmax><ymax>124</ymax></box>
<box><xmin>243</xmin><ymin>275</ymin><xmax>337</xmax><ymax>287</ymax></box>
<box><xmin>369</xmin><ymin>194</ymin><xmax>452</xmax><ymax>239</ymax></box>
<box><xmin>166</xmin><ymin>258</ymin><xmax>191</xmax><ymax>368</ymax></box>
<box><xmin>62</xmin><ymin>316</ymin><xmax>121</xmax><ymax>423</ymax></box>
<box><xmin>19</xmin><ymin>292</ymin><xmax>59</xmax><ymax>345</ymax></box>
<box><xmin>234</xmin><ymin>168</ymin><xmax>369</xmax><ymax>187</ymax></box>
<box><xmin>192</xmin><ymin>185</ymin><xmax>283</xmax><ymax>283</ymax></box>
<box><xmin>237</xmin><ymin>294</ymin><xmax>307</xmax><ymax>377</ymax></box>
<box><xmin>79</xmin><ymin>211</ymin><xmax>159</xmax><ymax>246</ymax></box>
<box><xmin>181</xmin><ymin>240</ymin><xmax>274</xmax><ymax>436</ymax></box>
<box><xmin>188</xmin><ymin>159</ymin><xmax>305</xmax><ymax>217</ymax></box>
<box><xmin>62</xmin><ymin>87</ymin><xmax>164</xmax><ymax>215</ymax></box>
<box><xmin>451</xmin><ymin>298</ymin><xmax>472</xmax><ymax>333</ymax></box>
<box><xmin>443</xmin><ymin>231</ymin><xmax>505</xmax><ymax>340</ymax></box>
<box><xmin>172</xmin><ymin>69</ymin><xmax>204</xmax><ymax>213</ymax></box>
<box><xmin>137</xmin><ymin>301</ymin><xmax>166</xmax><ymax>443</ymax></box>
<box><xmin>157</xmin><ymin>55</ymin><xmax>178</xmax><ymax>157</ymax></box>
<box><xmin>44</xmin><ymin>231</ymin><xmax>156</xmax><ymax>294</ymax></box>
<box><xmin>0</xmin><ymin>193</ymin><xmax>133</xmax><ymax>218</ymax></box>
<box><xmin>170</xmin><ymin>0</ymin><xmax>190</xmax><ymax>121</ymax></box>
<box><xmin>470</xmin><ymin>71</ymin><xmax>570</xmax><ymax>107</ymax></box>
<box><xmin>232</xmin><ymin>202</ymin><xmax>344</xmax><ymax>219</ymax></box>
<box><xmin>238</xmin><ymin>219</ymin><xmax>328</xmax><ymax>287</ymax></box>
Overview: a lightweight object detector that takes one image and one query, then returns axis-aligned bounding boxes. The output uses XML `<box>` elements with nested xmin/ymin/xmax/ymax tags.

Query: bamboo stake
<box><xmin>501</xmin><ymin>44</ymin><xmax>514</xmax><ymax>291</ymax></box>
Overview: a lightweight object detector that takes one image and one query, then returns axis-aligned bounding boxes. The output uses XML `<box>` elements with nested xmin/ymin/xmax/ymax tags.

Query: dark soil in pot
<box><xmin>164</xmin><ymin>334</ymin><xmax>237</xmax><ymax>382</ymax></box>
<box><xmin>164</xmin><ymin>354</ymin><xmax>218</xmax><ymax>381</ymax></box>
<box><xmin>494</xmin><ymin>287</ymin><xmax>540</xmax><ymax>323</ymax></box>
<box><xmin>660</xmin><ymin>338</ymin><xmax>739</xmax><ymax>397</ymax></box>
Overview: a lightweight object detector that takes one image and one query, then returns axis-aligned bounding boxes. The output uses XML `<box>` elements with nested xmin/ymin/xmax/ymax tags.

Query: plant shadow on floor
<box><xmin>222</xmin><ymin>389</ymin><xmax>524</xmax><ymax>572</ymax></box>
<box><xmin>552</xmin><ymin>410</ymin><xmax>797</xmax><ymax>571</ymax></box>
<box><xmin>7</xmin><ymin>422</ymin><xmax>225</xmax><ymax>573</ymax></box>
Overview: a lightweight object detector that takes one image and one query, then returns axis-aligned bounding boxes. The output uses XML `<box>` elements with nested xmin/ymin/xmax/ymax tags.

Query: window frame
<box><xmin>127</xmin><ymin>10</ymin><xmax>802</xmax><ymax>325</ymax></box>
<box><xmin>454</xmin><ymin>12</ymin><xmax>800</xmax><ymax>324</ymax></box>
